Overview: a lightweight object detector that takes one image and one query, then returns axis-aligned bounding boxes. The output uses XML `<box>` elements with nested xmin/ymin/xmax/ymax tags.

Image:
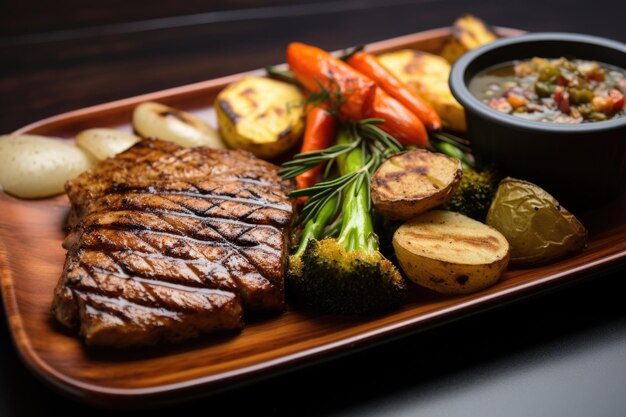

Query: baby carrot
<box><xmin>347</xmin><ymin>52</ymin><xmax>442</xmax><ymax>131</ymax></box>
<box><xmin>287</xmin><ymin>42</ymin><xmax>428</xmax><ymax>146</ymax></box>
<box><xmin>295</xmin><ymin>107</ymin><xmax>337</xmax><ymax>190</ymax></box>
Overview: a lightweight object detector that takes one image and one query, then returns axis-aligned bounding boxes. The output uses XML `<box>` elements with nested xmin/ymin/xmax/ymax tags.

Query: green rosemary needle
<box><xmin>279</xmin><ymin>119</ymin><xmax>403</xmax><ymax>225</ymax></box>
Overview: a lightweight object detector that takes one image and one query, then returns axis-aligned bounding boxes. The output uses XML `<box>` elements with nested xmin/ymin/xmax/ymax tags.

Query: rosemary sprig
<box><xmin>278</xmin><ymin>119</ymin><xmax>401</xmax><ymax>180</ymax></box>
<box><xmin>293</xmin><ymin>170</ymin><xmax>363</xmax><ymax>225</ymax></box>
<box><xmin>279</xmin><ymin>141</ymin><xmax>359</xmax><ymax>179</ymax></box>
<box><xmin>429</xmin><ymin>131</ymin><xmax>476</xmax><ymax>168</ymax></box>
<box><xmin>306</xmin><ymin>77</ymin><xmax>347</xmax><ymax>116</ymax></box>
<box><xmin>265</xmin><ymin>65</ymin><xmax>296</xmax><ymax>83</ymax></box>
<box><xmin>430</xmin><ymin>131</ymin><xmax>472</xmax><ymax>151</ymax></box>
<box><xmin>280</xmin><ymin>119</ymin><xmax>403</xmax><ymax>225</ymax></box>
<box><xmin>338</xmin><ymin>45</ymin><xmax>365</xmax><ymax>61</ymax></box>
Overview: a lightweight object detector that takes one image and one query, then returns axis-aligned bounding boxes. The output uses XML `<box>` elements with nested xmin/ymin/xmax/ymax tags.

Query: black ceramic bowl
<box><xmin>449</xmin><ymin>33</ymin><xmax>626</xmax><ymax>211</ymax></box>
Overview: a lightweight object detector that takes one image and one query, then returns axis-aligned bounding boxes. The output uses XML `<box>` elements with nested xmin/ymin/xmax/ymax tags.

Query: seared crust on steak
<box><xmin>52</xmin><ymin>139</ymin><xmax>293</xmax><ymax>348</ymax></box>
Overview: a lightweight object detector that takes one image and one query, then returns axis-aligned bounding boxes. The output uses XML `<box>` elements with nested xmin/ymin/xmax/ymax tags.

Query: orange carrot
<box><xmin>286</xmin><ymin>42</ymin><xmax>428</xmax><ymax>147</ymax></box>
<box><xmin>295</xmin><ymin>107</ymin><xmax>337</xmax><ymax>191</ymax></box>
<box><xmin>347</xmin><ymin>52</ymin><xmax>442</xmax><ymax>131</ymax></box>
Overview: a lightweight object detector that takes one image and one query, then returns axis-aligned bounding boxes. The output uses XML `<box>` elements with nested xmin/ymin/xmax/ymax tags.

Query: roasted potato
<box><xmin>440</xmin><ymin>14</ymin><xmax>499</xmax><ymax>64</ymax></box>
<box><xmin>76</xmin><ymin>128</ymin><xmax>140</xmax><ymax>160</ymax></box>
<box><xmin>133</xmin><ymin>102</ymin><xmax>224</xmax><ymax>149</ymax></box>
<box><xmin>0</xmin><ymin>135</ymin><xmax>96</xmax><ymax>199</ymax></box>
<box><xmin>393</xmin><ymin>210</ymin><xmax>510</xmax><ymax>294</ymax></box>
<box><xmin>378</xmin><ymin>50</ymin><xmax>466</xmax><ymax>132</ymax></box>
<box><xmin>216</xmin><ymin>76</ymin><xmax>305</xmax><ymax>159</ymax></box>
<box><xmin>371</xmin><ymin>149</ymin><xmax>462</xmax><ymax>220</ymax></box>
<box><xmin>486</xmin><ymin>177</ymin><xmax>588</xmax><ymax>267</ymax></box>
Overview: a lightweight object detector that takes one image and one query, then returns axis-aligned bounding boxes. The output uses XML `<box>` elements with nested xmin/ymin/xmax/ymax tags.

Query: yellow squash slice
<box><xmin>216</xmin><ymin>76</ymin><xmax>305</xmax><ymax>159</ymax></box>
<box><xmin>378</xmin><ymin>50</ymin><xmax>466</xmax><ymax>132</ymax></box>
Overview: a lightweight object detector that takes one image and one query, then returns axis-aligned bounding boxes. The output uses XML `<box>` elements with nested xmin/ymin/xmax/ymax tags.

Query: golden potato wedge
<box><xmin>0</xmin><ymin>135</ymin><xmax>96</xmax><ymax>199</ymax></box>
<box><xmin>378</xmin><ymin>50</ymin><xmax>466</xmax><ymax>132</ymax></box>
<box><xmin>76</xmin><ymin>128</ymin><xmax>140</xmax><ymax>160</ymax></box>
<box><xmin>393</xmin><ymin>210</ymin><xmax>510</xmax><ymax>294</ymax></box>
<box><xmin>486</xmin><ymin>177</ymin><xmax>588</xmax><ymax>267</ymax></box>
<box><xmin>216</xmin><ymin>76</ymin><xmax>305</xmax><ymax>159</ymax></box>
<box><xmin>441</xmin><ymin>14</ymin><xmax>498</xmax><ymax>64</ymax></box>
<box><xmin>371</xmin><ymin>149</ymin><xmax>462</xmax><ymax>220</ymax></box>
<box><xmin>133</xmin><ymin>102</ymin><xmax>224</xmax><ymax>149</ymax></box>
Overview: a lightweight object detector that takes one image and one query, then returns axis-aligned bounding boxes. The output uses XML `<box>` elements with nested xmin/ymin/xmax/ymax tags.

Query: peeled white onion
<box><xmin>133</xmin><ymin>102</ymin><xmax>224</xmax><ymax>149</ymax></box>
<box><xmin>76</xmin><ymin>128</ymin><xmax>140</xmax><ymax>160</ymax></box>
<box><xmin>0</xmin><ymin>135</ymin><xmax>96</xmax><ymax>199</ymax></box>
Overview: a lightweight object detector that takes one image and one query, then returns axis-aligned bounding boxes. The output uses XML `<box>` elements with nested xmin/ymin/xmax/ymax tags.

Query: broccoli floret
<box><xmin>428</xmin><ymin>132</ymin><xmax>501</xmax><ymax>221</ymax></box>
<box><xmin>442</xmin><ymin>165</ymin><xmax>500</xmax><ymax>221</ymax></box>
<box><xmin>286</xmin><ymin>129</ymin><xmax>406</xmax><ymax>315</ymax></box>
<box><xmin>288</xmin><ymin>238</ymin><xmax>405</xmax><ymax>314</ymax></box>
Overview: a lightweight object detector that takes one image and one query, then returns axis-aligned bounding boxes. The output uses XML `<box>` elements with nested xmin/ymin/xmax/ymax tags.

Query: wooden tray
<box><xmin>2</xmin><ymin>26</ymin><xmax>625</xmax><ymax>408</ymax></box>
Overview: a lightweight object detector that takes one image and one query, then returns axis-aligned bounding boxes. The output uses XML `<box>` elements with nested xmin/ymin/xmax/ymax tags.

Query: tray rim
<box><xmin>5</xmin><ymin>243</ymin><xmax>625</xmax><ymax>404</ymax></box>
<box><xmin>14</xmin><ymin>26</ymin><xmax>526</xmax><ymax>136</ymax></box>
<box><xmin>2</xmin><ymin>25</ymin><xmax>624</xmax><ymax>406</ymax></box>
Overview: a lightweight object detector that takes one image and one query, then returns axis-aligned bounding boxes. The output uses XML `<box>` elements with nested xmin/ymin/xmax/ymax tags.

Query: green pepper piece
<box><xmin>570</xmin><ymin>89</ymin><xmax>594</xmax><ymax>104</ymax></box>
<box><xmin>538</xmin><ymin>66</ymin><xmax>559</xmax><ymax>82</ymax></box>
<box><xmin>590</xmin><ymin>112</ymin><xmax>608</xmax><ymax>121</ymax></box>
<box><xmin>535</xmin><ymin>81</ymin><xmax>555</xmax><ymax>97</ymax></box>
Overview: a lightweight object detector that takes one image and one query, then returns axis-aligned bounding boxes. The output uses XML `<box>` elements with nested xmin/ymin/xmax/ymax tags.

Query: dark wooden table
<box><xmin>2</xmin><ymin>1</ymin><xmax>626</xmax><ymax>415</ymax></box>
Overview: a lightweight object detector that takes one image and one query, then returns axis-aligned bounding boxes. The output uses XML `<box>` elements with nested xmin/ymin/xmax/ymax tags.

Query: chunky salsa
<box><xmin>469</xmin><ymin>57</ymin><xmax>626</xmax><ymax>123</ymax></box>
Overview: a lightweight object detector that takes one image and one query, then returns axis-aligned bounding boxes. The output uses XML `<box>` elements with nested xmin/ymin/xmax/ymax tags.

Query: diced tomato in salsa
<box><xmin>469</xmin><ymin>57</ymin><xmax>626</xmax><ymax>123</ymax></box>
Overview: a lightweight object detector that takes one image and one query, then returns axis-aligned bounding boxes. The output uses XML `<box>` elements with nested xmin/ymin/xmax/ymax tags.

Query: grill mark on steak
<box><xmin>91</xmin><ymin>223</ymin><xmax>269</xmax><ymax>289</ymax></box>
<box><xmin>82</xmin><ymin>210</ymin><xmax>282</xmax><ymax>261</ymax></box>
<box><xmin>81</xmin><ymin>208</ymin><xmax>284</xmax><ymax>248</ymax></box>
<box><xmin>160</xmin><ymin>191</ymin><xmax>290</xmax><ymax>211</ymax></box>
<box><xmin>71</xmin><ymin>269</ymin><xmax>235</xmax><ymax>316</ymax></box>
<box><xmin>74</xmin><ymin>261</ymin><xmax>236</xmax><ymax>306</ymax></box>
<box><xmin>97</xmin><ymin>191</ymin><xmax>291</xmax><ymax>230</ymax></box>
<box><xmin>80</xmin><ymin>260</ymin><xmax>231</xmax><ymax>293</ymax></box>
<box><xmin>76</xmin><ymin>206</ymin><xmax>284</xmax><ymax>306</ymax></box>
<box><xmin>53</xmin><ymin>139</ymin><xmax>293</xmax><ymax>348</ymax></box>
<box><xmin>74</xmin><ymin>290</ymin><xmax>241</xmax><ymax>347</ymax></box>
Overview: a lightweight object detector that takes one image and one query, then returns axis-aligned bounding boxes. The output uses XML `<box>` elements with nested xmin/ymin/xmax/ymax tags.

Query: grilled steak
<box><xmin>52</xmin><ymin>139</ymin><xmax>294</xmax><ymax>348</ymax></box>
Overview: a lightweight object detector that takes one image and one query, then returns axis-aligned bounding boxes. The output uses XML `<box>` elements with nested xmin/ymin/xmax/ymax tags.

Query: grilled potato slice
<box><xmin>371</xmin><ymin>149</ymin><xmax>462</xmax><ymax>220</ymax></box>
<box><xmin>76</xmin><ymin>128</ymin><xmax>140</xmax><ymax>160</ymax></box>
<box><xmin>133</xmin><ymin>102</ymin><xmax>224</xmax><ymax>149</ymax></box>
<box><xmin>0</xmin><ymin>135</ymin><xmax>96</xmax><ymax>199</ymax></box>
<box><xmin>441</xmin><ymin>14</ymin><xmax>499</xmax><ymax>64</ymax></box>
<box><xmin>216</xmin><ymin>76</ymin><xmax>305</xmax><ymax>159</ymax></box>
<box><xmin>486</xmin><ymin>177</ymin><xmax>588</xmax><ymax>267</ymax></box>
<box><xmin>378</xmin><ymin>50</ymin><xmax>466</xmax><ymax>132</ymax></box>
<box><xmin>393</xmin><ymin>210</ymin><xmax>510</xmax><ymax>294</ymax></box>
